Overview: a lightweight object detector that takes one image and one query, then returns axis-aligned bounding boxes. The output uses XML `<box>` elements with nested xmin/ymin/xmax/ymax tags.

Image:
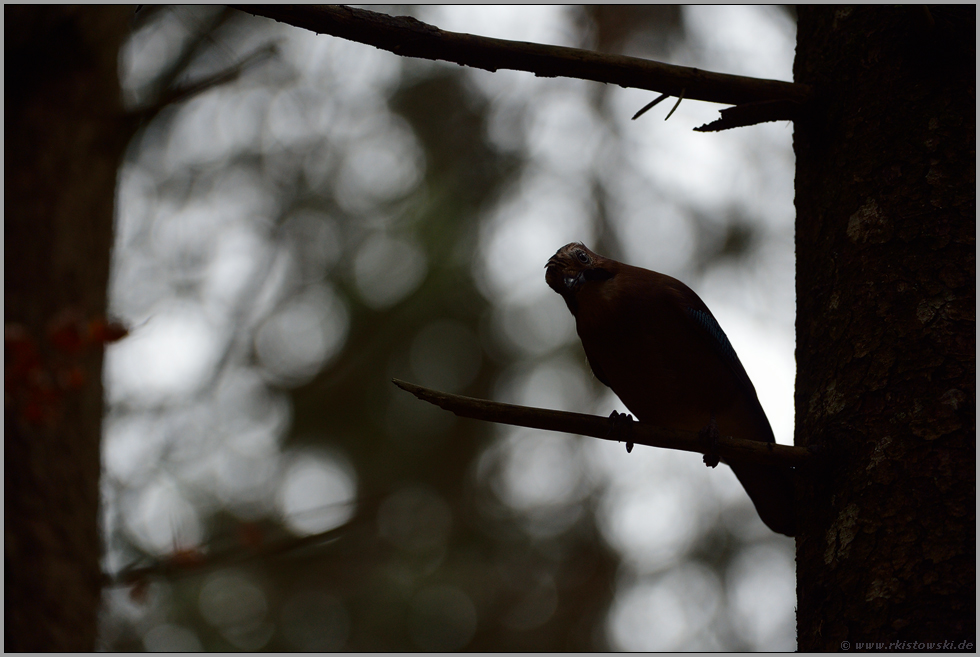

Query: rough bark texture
<box><xmin>794</xmin><ymin>6</ymin><xmax>975</xmax><ymax>650</ymax></box>
<box><xmin>4</xmin><ymin>6</ymin><xmax>134</xmax><ymax>651</ymax></box>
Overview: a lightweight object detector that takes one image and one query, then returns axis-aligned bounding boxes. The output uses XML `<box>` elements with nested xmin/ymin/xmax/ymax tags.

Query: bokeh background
<box><xmin>98</xmin><ymin>6</ymin><xmax>797</xmax><ymax>651</ymax></box>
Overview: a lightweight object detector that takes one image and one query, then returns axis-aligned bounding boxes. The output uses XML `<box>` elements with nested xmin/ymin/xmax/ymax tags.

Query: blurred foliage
<box><xmin>579</xmin><ymin>5</ymin><xmax>684</xmax><ymax>56</ymax></box>
<box><xmin>99</xmin><ymin>5</ymin><xmax>796</xmax><ymax>652</ymax></box>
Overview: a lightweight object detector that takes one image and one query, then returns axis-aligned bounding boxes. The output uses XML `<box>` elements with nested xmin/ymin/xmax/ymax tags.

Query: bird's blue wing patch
<box><xmin>686</xmin><ymin>307</ymin><xmax>739</xmax><ymax>369</ymax></box>
<box><xmin>685</xmin><ymin>305</ymin><xmax>769</xmax><ymax>438</ymax></box>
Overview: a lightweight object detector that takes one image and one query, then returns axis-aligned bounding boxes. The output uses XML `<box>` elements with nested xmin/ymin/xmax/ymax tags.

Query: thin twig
<box><xmin>664</xmin><ymin>87</ymin><xmax>685</xmax><ymax>121</ymax></box>
<box><xmin>631</xmin><ymin>93</ymin><xmax>670</xmax><ymax>120</ymax></box>
<box><xmin>236</xmin><ymin>5</ymin><xmax>812</xmax><ymax>108</ymax></box>
<box><xmin>392</xmin><ymin>379</ymin><xmax>815</xmax><ymax>469</ymax></box>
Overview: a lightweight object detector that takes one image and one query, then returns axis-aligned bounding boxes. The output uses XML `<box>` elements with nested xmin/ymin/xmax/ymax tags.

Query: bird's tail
<box><xmin>729</xmin><ymin>461</ymin><xmax>796</xmax><ymax>536</ymax></box>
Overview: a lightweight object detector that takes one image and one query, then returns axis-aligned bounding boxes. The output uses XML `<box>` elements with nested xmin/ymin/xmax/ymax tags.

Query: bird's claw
<box><xmin>699</xmin><ymin>416</ymin><xmax>721</xmax><ymax>468</ymax></box>
<box><xmin>609</xmin><ymin>410</ymin><xmax>635</xmax><ymax>453</ymax></box>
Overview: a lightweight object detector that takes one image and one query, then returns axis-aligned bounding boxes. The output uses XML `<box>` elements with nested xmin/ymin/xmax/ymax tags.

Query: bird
<box><xmin>545</xmin><ymin>242</ymin><xmax>795</xmax><ymax>536</ymax></box>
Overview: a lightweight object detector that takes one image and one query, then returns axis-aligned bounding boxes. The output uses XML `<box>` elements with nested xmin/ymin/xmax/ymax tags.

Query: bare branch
<box><xmin>393</xmin><ymin>379</ymin><xmax>815</xmax><ymax>469</ymax></box>
<box><xmin>694</xmin><ymin>98</ymin><xmax>802</xmax><ymax>132</ymax></box>
<box><xmin>236</xmin><ymin>5</ymin><xmax>812</xmax><ymax>109</ymax></box>
<box><xmin>105</xmin><ymin>501</ymin><xmax>369</xmax><ymax>587</ymax></box>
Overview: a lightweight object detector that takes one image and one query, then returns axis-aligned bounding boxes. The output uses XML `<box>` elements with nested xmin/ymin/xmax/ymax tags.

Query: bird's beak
<box><xmin>545</xmin><ymin>255</ymin><xmax>582</xmax><ymax>314</ymax></box>
<box><xmin>545</xmin><ymin>258</ymin><xmax>579</xmax><ymax>294</ymax></box>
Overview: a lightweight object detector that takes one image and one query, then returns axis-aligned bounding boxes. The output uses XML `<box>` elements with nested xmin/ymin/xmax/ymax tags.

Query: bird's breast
<box><xmin>574</xmin><ymin>286</ymin><xmax>745</xmax><ymax>435</ymax></box>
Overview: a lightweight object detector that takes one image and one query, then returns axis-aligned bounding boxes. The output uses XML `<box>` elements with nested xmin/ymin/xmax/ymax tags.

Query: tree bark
<box><xmin>4</xmin><ymin>6</ymin><xmax>135</xmax><ymax>651</ymax></box>
<box><xmin>794</xmin><ymin>6</ymin><xmax>975</xmax><ymax>650</ymax></box>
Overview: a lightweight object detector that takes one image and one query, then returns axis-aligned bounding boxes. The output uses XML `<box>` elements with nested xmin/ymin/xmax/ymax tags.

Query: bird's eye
<box><xmin>575</xmin><ymin>250</ymin><xmax>590</xmax><ymax>264</ymax></box>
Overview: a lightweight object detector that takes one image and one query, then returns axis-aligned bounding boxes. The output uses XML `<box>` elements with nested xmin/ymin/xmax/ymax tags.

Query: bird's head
<box><xmin>545</xmin><ymin>243</ymin><xmax>615</xmax><ymax>314</ymax></box>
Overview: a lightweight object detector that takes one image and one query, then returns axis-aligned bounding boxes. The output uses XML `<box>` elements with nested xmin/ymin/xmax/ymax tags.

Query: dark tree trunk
<box><xmin>794</xmin><ymin>6</ymin><xmax>975</xmax><ymax>650</ymax></box>
<box><xmin>4</xmin><ymin>6</ymin><xmax>134</xmax><ymax>651</ymax></box>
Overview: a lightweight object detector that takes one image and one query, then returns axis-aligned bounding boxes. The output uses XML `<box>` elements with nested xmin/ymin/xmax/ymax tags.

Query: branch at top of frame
<box><xmin>236</xmin><ymin>5</ymin><xmax>812</xmax><ymax>118</ymax></box>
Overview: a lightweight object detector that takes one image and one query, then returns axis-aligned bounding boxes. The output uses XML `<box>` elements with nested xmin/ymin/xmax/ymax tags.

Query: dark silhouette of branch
<box><xmin>694</xmin><ymin>98</ymin><xmax>802</xmax><ymax>132</ymax></box>
<box><xmin>393</xmin><ymin>379</ymin><xmax>816</xmax><ymax>469</ymax></box>
<box><xmin>105</xmin><ymin>502</ymin><xmax>369</xmax><ymax>587</ymax></box>
<box><xmin>235</xmin><ymin>5</ymin><xmax>812</xmax><ymax>123</ymax></box>
<box><xmin>631</xmin><ymin>93</ymin><xmax>670</xmax><ymax>120</ymax></box>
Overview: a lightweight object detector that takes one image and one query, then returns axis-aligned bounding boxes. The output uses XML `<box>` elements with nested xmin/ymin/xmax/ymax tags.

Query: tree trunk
<box><xmin>794</xmin><ymin>6</ymin><xmax>975</xmax><ymax>650</ymax></box>
<box><xmin>4</xmin><ymin>6</ymin><xmax>134</xmax><ymax>651</ymax></box>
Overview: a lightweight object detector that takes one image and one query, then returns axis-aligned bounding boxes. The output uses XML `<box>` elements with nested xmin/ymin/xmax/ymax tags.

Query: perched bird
<box><xmin>545</xmin><ymin>243</ymin><xmax>795</xmax><ymax>536</ymax></box>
